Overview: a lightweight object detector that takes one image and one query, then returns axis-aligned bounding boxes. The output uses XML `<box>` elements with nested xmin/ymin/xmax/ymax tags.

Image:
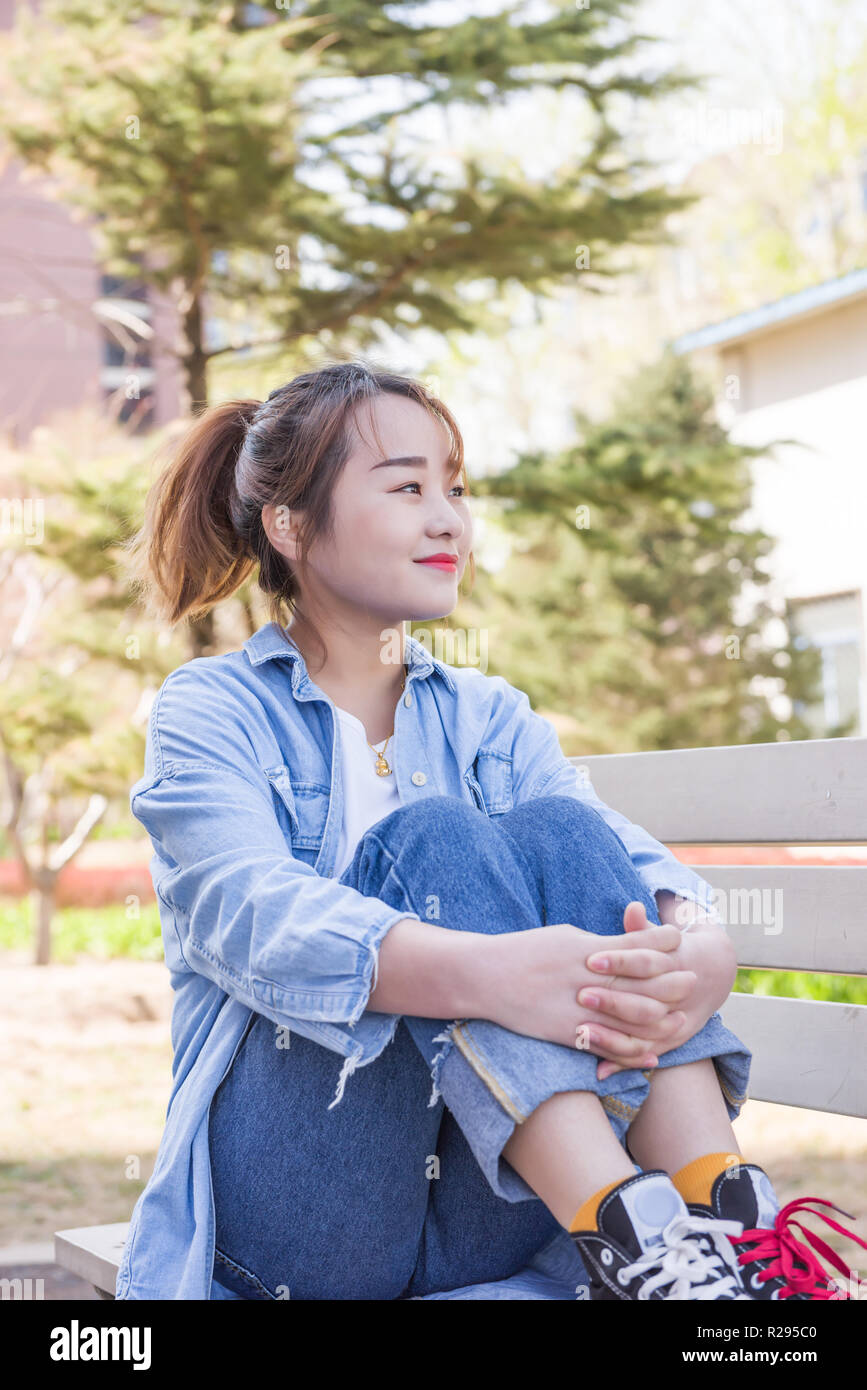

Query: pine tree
<box><xmin>0</xmin><ymin>0</ymin><xmax>701</xmax><ymax>410</ymax></box>
<box><xmin>459</xmin><ymin>349</ymin><xmax>823</xmax><ymax>752</ymax></box>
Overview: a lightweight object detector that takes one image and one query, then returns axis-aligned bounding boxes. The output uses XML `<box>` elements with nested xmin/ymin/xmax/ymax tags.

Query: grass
<box><xmin>0</xmin><ymin>899</ymin><xmax>164</xmax><ymax>963</ymax></box>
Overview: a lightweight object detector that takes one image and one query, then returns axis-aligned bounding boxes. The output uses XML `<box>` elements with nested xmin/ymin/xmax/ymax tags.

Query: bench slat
<box><xmin>574</xmin><ymin>737</ymin><xmax>867</xmax><ymax>843</ymax></box>
<box><xmin>719</xmin><ymin>994</ymin><xmax>867</xmax><ymax>1117</ymax></box>
<box><xmin>54</xmin><ymin>1223</ymin><xmax>128</xmax><ymax>1294</ymax></box>
<box><xmin>688</xmin><ymin>866</ymin><xmax>867</xmax><ymax>974</ymax></box>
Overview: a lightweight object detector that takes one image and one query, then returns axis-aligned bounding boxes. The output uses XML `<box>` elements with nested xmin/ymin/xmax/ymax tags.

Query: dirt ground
<box><xmin>2</xmin><ymin>954</ymin><xmax>866</xmax><ymax>1284</ymax></box>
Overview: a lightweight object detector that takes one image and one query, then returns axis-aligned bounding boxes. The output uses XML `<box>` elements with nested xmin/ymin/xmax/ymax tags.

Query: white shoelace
<box><xmin>618</xmin><ymin>1212</ymin><xmax>752</xmax><ymax>1300</ymax></box>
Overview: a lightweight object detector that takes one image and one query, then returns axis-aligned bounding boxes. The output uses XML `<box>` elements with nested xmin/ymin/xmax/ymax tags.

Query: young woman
<box><xmin>115</xmin><ymin>361</ymin><xmax>863</xmax><ymax>1301</ymax></box>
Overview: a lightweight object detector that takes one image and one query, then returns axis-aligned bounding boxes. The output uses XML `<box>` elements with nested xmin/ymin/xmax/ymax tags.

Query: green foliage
<box><xmin>0</xmin><ymin>418</ymin><xmax>191</xmax><ymax>969</ymax></box>
<box><xmin>735</xmin><ymin>967</ymin><xmax>867</xmax><ymax>1007</ymax></box>
<box><xmin>0</xmin><ymin>0</ymin><xmax>705</xmax><ymax>403</ymax></box>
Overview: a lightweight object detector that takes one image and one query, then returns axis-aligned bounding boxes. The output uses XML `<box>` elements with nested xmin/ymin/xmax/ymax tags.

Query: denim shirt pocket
<box><xmin>463</xmin><ymin>748</ymin><xmax>514</xmax><ymax>817</ymax></box>
<box><xmin>263</xmin><ymin>764</ymin><xmax>330</xmax><ymax>853</ymax></box>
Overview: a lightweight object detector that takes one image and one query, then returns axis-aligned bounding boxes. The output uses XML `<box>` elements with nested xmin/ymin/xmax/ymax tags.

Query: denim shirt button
<box><xmin>411</xmin><ymin>770</ymin><xmax>426</xmax><ymax>785</ymax></box>
<box><xmin>404</xmin><ymin>691</ymin><xmax>413</xmax><ymax>707</ymax></box>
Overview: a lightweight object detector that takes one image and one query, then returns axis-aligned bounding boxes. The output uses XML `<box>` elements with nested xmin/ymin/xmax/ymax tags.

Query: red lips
<box><xmin>415</xmin><ymin>553</ymin><xmax>458</xmax><ymax>567</ymax></box>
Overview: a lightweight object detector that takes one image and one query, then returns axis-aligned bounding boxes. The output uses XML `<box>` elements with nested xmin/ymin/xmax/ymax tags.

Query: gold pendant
<box><xmin>374</xmin><ymin>754</ymin><xmax>392</xmax><ymax>776</ymax></box>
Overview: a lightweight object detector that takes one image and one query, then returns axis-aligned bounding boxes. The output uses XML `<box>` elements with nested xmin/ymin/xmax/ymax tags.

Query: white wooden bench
<box><xmin>580</xmin><ymin>735</ymin><xmax>867</xmax><ymax>1119</ymax></box>
<box><xmin>55</xmin><ymin>734</ymin><xmax>867</xmax><ymax>1297</ymax></box>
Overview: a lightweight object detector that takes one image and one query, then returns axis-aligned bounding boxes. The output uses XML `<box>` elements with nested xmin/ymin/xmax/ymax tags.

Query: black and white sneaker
<box><xmin>685</xmin><ymin>1164</ymin><xmax>861</xmax><ymax>1300</ymax></box>
<box><xmin>570</xmin><ymin>1169</ymin><xmax>751</xmax><ymax>1301</ymax></box>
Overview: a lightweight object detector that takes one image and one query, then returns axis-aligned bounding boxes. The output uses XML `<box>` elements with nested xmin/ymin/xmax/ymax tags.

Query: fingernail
<box><xmin>589</xmin><ymin>956</ymin><xmax>609</xmax><ymax>970</ymax></box>
<box><xmin>581</xmin><ymin>991</ymin><xmax>600</xmax><ymax>1008</ymax></box>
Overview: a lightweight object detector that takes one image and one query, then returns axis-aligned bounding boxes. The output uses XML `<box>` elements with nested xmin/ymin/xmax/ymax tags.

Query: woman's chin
<box><xmin>411</xmin><ymin>589</ymin><xmax>460</xmax><ymax>617</ymax></box>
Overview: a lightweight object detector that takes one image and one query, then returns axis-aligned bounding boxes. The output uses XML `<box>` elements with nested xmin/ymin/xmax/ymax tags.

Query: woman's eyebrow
<box><xmin>369</xmin><ymin>456</ymin><xmax>428</xmax><ymax>471</ymax></box>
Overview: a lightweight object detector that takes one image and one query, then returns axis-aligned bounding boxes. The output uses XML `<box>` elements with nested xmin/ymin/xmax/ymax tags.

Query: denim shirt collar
<box><xmin>243</xmin><ymin>621</ymin><xmax>458</xmax><ymax>699</ymax></box>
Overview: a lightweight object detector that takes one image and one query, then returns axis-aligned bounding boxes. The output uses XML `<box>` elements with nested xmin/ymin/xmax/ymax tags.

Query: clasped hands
<box><xmin>573</xmin><ymin>900</ymin><xmax>735</xmax><ymax>1081</ymax></box>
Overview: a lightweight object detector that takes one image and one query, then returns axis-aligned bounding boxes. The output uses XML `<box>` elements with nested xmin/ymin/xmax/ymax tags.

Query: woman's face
<box><xmin>268</xmin><ymin>392</ymin><xmax>473</xmax><ymax>629</ymax></box>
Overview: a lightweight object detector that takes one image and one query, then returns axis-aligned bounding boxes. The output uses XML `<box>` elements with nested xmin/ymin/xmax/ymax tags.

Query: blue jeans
<box><xmin>207</xmin><ymin>795</ymin><xmax>752</xmax><ymax>1300</ymax></box>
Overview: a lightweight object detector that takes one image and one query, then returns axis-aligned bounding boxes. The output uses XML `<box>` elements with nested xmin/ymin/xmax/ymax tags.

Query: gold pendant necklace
<box><xmin>367</xmin><ymin>666</ymin><xmax>406</xmax><ymax>777</ymax></box>
<box><xmin>372</xmin><ymin>746</ymin><xmax>392</xmax><ymax>777</ymax></box>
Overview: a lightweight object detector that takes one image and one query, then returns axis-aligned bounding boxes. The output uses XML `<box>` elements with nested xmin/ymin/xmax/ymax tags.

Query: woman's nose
<box><xmin>428</xmin><ymin>500</ymin><xmax>464</xmax><ymax>538</ymax></box>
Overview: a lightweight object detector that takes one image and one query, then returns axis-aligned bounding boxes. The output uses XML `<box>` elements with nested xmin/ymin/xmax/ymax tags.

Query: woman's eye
<box><xmin>397</xmin><ymin>482</ymin><xmax>466</xmax><ymax>497</ymax></box>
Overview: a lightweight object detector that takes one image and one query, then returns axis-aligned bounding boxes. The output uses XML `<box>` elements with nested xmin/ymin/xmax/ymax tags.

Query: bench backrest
<box><xmin>574</xmin><ymin>736</ymin><xmax>867</xmax><ymax>1119</ymax></box>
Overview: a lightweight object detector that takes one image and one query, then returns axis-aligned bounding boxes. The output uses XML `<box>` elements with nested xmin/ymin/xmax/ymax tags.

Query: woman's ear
<box><xmin>262</xmin><ymin>502</ymin><xmax>302</xmax><ymax>563</ymax></box>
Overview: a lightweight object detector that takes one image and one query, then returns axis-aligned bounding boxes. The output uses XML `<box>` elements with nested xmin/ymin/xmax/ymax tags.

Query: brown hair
<box><xmin>124</xmin><ymin>359</ymin><xmax>475</xmax><ymax>658</ymax></box>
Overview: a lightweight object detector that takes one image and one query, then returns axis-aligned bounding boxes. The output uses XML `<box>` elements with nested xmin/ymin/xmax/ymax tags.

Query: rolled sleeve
<box><xmin>644</xmin><ymin>876</ymin><xmax>726</xmax><ymax>930</ymax></box>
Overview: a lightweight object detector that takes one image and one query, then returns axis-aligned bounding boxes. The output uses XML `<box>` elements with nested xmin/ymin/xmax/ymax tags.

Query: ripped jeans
<box><xmin>207</xmin><ymin>795</ymin><xmax>752</xmax><ymax>1300</ymax></box>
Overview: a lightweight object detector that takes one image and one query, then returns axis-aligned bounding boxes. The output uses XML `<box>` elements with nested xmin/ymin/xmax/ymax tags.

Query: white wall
<box><xmin>704</xmin><ymin>301</ymin><xmax>867</xmax><ymax>732</ymax></box>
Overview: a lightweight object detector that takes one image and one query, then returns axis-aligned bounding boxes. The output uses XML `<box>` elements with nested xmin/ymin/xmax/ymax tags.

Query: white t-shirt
<box><xmin>332</xmin><ymin>704</ymin><xmax>402</xmax><ymax>878</ymax></box>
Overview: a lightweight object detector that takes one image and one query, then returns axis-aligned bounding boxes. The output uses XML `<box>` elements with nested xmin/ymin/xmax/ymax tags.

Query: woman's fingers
<box><xmin>613</xmin><ymin>915</ymin><xmax>682</xmax><ymax>952</ymax></box>
<box><xmin>574</xmin><ymin>1020</ymin><xmax>658</xmax><ymax>1066</ymax></box>
<box><xmin>620</xmin><ymin>915</ymin><xmax>682</xmax><ymax>954</ymax></box>
<box><xmin>585</xmin><ymin>947</ymin><xmax>671</xmax><ymax>978</ymax></box>
<box><xmin>622</xmin><ymin>900</ymin><xmax>652</xmax><ymax>934</ymax></box>
<box><xmin>598</xmin><ymin>1060</ymin><xmax>640</xmax><ymax>1080</ymax></box>
<box><xmin>580</xmin><ymin>972</ymin><xmax>696</xmax><ymax>1009</ymax></box>
<box><xmin>587</xmin><ymin>944</ymin><xmax>696</xmax><ymax>982</ymax></box>
<box><xmin>579</xmin><ymin>988</ymin><xmax>686</xmax><ymax>1036</ymax></box>
<box><xmin>579</xmin><ymin>986</ymin><xmax>667</xmax><ymax>1026</ymax></box>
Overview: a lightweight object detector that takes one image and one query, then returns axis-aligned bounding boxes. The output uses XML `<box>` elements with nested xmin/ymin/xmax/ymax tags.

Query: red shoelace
<box><xmin>730</xmin><ymin>1196</ymin><xmax>867</xmax><ymax>1299</ymax></box>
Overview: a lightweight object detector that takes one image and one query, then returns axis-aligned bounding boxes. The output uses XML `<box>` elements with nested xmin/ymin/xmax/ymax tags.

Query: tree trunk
<box><xmin>178</xmin><ymin>284</ymin><xmax>217</xmax><ymax>658</ymax></box>
<box><xmin>33</xmin><ymin>879</ymin><xmax>56</xmax><ymax>966</ymax></box>
<box><xmin>188</xmin><ymin>609</ymin><xmax>217</xmax><ymax>659</ymax></box>
<box><xmin>239</xmin><ymin>591</ymin><xmax>257</xmax><ymax>638</ymax></box>
<box><xmin>180</xmin><ymin>291</ymin><xmax>208</xmax><ymax>417</ymax></box>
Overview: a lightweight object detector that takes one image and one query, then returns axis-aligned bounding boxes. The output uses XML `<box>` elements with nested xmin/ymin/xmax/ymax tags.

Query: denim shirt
<box><xmin>115</xmin><ymin>620</ymin><xmax>721</xmax><ymax>1300</ymax></box>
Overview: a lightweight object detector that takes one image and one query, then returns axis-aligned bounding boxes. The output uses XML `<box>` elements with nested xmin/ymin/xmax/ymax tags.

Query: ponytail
<box><xmin>124</xmin><ymin>399</ymin><xmax>262</xmax><ymax>627</ymax></box>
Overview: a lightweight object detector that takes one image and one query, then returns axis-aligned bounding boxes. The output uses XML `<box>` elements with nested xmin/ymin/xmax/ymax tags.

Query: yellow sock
<box><xmin>569</xmin><ymin>1177</ymin><xmax>629</xmax><ymax>1233</ymax></box>
<box><xmin>670</xmin><ymin>1151</ymin><xmax>741</xmax><ymax>1206</ymax></box>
